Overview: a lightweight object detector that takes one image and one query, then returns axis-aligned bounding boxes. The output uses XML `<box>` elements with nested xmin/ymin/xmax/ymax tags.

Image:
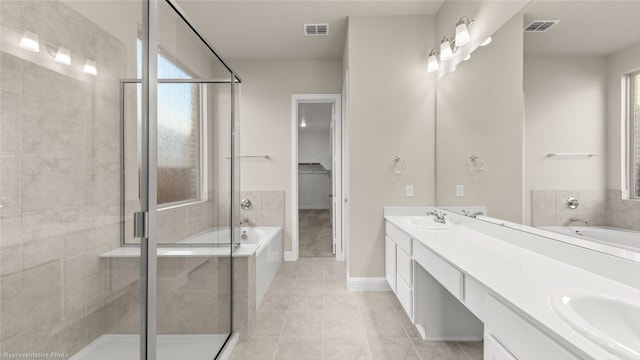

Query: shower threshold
<box><xmin>70</xmin><ymin>334</ymin><xmax>228</xmax><ymax>360</ymax></box>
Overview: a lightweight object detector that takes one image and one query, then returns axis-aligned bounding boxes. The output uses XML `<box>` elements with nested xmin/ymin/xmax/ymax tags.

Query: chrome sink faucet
<box><xmin>427</xmin><ymin>210</ymin><xmax>447</xmax><ymax>224</ymax></box>
<box><xmin>462</xmin><ymin>210</ymin><xmax>484</xmax><ymax>218</ymax></box>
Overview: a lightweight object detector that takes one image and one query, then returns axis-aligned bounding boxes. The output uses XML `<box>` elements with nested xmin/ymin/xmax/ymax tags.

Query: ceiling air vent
<box><xmin>524</xmin><ymin>20</ymin><xmax>559</xmax><ymax>32</ymax></box>
<box><xmin>304</xmin><ymin>23</ymin><xmax>329</xmax><ymax>36</ymax></box>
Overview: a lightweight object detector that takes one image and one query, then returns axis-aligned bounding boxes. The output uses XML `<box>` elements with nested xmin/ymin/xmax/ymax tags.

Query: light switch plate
<box><xmin>456</xmin><ymin>184</ymin><xmax>464</xmax><ymax>197</ymax></box>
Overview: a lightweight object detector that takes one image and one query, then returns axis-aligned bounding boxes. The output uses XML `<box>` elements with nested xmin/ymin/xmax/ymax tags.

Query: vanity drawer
<box><xmin>396</xmin><ymin>274</ymin><xmax>413</xmax><ymax>320</ymax></box>
<box><xmin>385</xmin><ymin>221</ymin><xmax>411</xmax><ymax>255</ymax></box>
<box><xmin>485</xmin><ymin>294</ymin><xmax>579</xmax><ymax>359</ymax></box>
<box><xmin>396</xmin><ymin>248</ymin><xmax>413</xmax><ymax>287</ymax></box>
<box><xmin>413</xmin><ymin>240</ymin><xmax>464</xmax><ymax>301</ymax></box>
<box><xmin>396</xmin><ymin>247</ymin><xmax>412</xmax><ymax>285</ymax></box>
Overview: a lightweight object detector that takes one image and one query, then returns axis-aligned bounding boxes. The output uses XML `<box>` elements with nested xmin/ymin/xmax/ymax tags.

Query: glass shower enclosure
<box><xmin>0</xmin><ymin>0</ymin><xmax>240</xmax><ymax>359</ymax></box>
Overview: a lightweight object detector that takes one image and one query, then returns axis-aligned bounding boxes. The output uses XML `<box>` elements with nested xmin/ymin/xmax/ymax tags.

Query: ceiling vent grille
<box><xmin>304</xmin><ymin>23</ymin><xmax>329</xmax><ymax>36</ymax></box>
<box><xmin>524</xmin><ymin>20</ymin><xmax>560</xmax><ymax>32</ymax></box>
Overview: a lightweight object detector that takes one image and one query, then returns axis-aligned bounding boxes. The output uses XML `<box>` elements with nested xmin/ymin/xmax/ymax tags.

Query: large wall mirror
<box><xmin>436</xmin><ymin>1</ymin><xmax>640</xmax><ymax>259</ymax></box>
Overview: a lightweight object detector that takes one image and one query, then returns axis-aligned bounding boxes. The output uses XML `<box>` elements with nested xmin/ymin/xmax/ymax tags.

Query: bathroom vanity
<box><xmin>384</xmin><ymin>207</ymin><xmax>640</xmax><ymax>360</ymax></box>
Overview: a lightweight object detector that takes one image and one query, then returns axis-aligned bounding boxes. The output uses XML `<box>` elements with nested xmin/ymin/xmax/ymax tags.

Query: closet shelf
<box><xmin>298</xmin><ymin>162</ymin><xmax>330</xmax><ymax>174</ymax></box>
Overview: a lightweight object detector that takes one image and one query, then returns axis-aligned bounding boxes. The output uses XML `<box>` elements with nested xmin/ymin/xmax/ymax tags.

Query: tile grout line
<box><xmin>354</xmin><ymin>290</ymin><xmax>374</xmax><ymax>360</ymax></box>
<box><xmin>271</xmin><ymin>265</ymin><xmax>297</xmax><ymax>360</ymax></box>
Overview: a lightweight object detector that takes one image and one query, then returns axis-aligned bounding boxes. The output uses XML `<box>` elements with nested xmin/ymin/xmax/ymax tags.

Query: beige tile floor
<box><xmin>230</xmin><ymin>257</ymin><xmax>483</xmax><ymax>360</ymax></box>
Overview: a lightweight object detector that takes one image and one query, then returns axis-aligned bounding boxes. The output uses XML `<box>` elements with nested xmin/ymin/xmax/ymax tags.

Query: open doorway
<box><xmin>291</xmin><ymin>94</ymin><xmax>343</xmax><ymax>261</ymax></box>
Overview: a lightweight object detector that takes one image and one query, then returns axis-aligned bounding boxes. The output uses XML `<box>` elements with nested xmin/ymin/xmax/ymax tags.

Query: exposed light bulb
<box><xmin>427</xmin><ymin>53</ymin><xmax>439</xmax><ymax>73</ymax></box>
<box><xmin>455</xmin><ymin>23</ymin><xmax>471</xmax><ymax>46</ymax></box>
<box><xmin>54</xmin><ymin>47</ymin><xmax>71</xmax><ymax>65</ymax></box>
<box><xmin>440</xmin><ymin>40</ymin><xmax>453</xmax><ymax>61</ymax></box>
<box><xmin>19</xmin><ymin>31</ymin><xmax>40</xmax><ymax>52</ymax></box>
<box><xmin>300</xmin><ymin>119</ymin><xmax>307</xmax><ymax>128</ymax></box>
<box><xmin>480</xmin><ymin>37</ymin><xmax>492</xmax><ymax>46</ymax></box>
<box><xmin>83</xmin><ymin>59</ymin><xmax>97</xmax><ymax>75</ymax></box>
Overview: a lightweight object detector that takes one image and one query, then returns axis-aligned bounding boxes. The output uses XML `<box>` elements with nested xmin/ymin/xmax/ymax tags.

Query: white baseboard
<box><xmin>346</xmin><ymin>276</ymin><xmax>391</xmax><ymax>291</ymax></box>
<box><xmin>284</xmin><ymin>251</ymin><xmax>297</xmax><ymax>261</ymax></box>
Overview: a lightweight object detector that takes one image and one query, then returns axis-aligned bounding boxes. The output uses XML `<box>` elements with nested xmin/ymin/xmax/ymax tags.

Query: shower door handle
<box><xmin>133</xmin><ymin>211</ymin><xmax>148</xmax><ymax>238</ymax></box>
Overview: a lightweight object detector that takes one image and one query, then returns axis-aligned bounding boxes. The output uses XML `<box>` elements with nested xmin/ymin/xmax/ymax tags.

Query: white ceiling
<box><xmin>524</xmin><ymin>1</ymin><xmax>640</xmax><ymax>56</ymax></box>
<box><xmin>298</xmin><ymin>103</ymin><xmax>333</xmax><ymax>132</ymax></box>
<box><xmin>176</xmin><ymin>0</ymin><xmax>445</xmax><ymax>60</ymax></box>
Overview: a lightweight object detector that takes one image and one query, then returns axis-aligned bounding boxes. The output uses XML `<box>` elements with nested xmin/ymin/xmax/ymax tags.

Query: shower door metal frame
<box><xmin>137</xmin><ymin>0</ymin><xmax>242</xmax><ymax>359</ymax></box>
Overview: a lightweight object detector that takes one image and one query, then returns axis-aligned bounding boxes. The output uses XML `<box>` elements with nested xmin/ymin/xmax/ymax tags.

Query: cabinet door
<box><xmin>485</xmin><ymin>333</ymin><xmax>518</xmax><ymax>360</ymax></box>
<box><xmin>385</xmin><ymin>236</ymin><xmax>397</xmax><ymax>293</ymax></box>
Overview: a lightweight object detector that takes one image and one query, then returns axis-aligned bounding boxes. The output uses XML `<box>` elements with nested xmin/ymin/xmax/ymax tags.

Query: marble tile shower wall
<box><xmin>0</xmin><ymin>0</ymin><xmax>127</xmax><ymax>357</ymax></box>
<box><xmin>531</xmin><ymin>189</ymin><xmax>640</xmax><ymax>230</ymax></box>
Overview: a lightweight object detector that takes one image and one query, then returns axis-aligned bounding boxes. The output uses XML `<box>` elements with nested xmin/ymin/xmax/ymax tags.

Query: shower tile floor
<box><xmin>70</xmin><ymin>334</ymin><xmax>228</xmax><ymax>360</ymax></box>
<box><xmin>231</xmin><ymin>257</ymin><xmax>483</xmax><ymax>360</ymax></box>
<box><xmin>299</xmin><ymin>210</ymin><xmax>333</xmax><ymax>257</ymax></box>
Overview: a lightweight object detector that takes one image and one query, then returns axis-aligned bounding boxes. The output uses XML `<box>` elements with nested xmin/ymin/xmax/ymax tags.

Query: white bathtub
<box><xmin>541</xmin><ymin>226</ymin><xmax>640</xmax><ymax>252</ymax></box>
<box><xmin>100</xmin><ymin>226</ymin><xmax>283</xmax><ymax>308</ymax></box>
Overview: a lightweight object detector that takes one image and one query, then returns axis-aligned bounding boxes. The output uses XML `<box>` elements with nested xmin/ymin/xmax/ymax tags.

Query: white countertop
<box><xmin>384</xmin><ymin>214</ymin><xmax>640</xmax><ymax>360</ymax></box>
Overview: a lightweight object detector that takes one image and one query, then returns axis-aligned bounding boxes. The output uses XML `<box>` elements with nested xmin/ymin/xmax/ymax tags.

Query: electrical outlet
<box><xmin>406</xmin><ymin>185</ymin><xmax>414</xmax><ymax>197</ymax></box>
<box><xmin>456</xmin><ymin>184</ymin><xmax>464</xmax><ymax>197</ymax></box>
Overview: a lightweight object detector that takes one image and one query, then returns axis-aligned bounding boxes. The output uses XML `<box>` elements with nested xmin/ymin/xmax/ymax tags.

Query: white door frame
<box><xmin>290</xmin><ymin>94</ymin><xmax>343</xmax><ymax>262</ymax></box>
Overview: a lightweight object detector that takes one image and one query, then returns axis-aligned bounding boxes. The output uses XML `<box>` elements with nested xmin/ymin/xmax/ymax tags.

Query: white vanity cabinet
<box><xmin>385</xmin><ymin>222</ymin><xmax>413</xmax><ymax>320</ymax></box>
<box><xmin>484</xmin><ymin>294</ymin><xmax>579</xmax><ymax>360</ymax></box>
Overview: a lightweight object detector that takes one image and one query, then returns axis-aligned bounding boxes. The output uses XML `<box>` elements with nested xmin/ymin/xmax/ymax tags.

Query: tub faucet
<box><xmin>427</xmin><ymin>210</ymin><xmax>447</xmax><ymax>224</ymax></box>
<box><xmin>239</xmin><ymin>217</ymin><xmax>250</xmax><ymax>226</ymax></box>
<box><xmin>569</xmin><ymin>217</ymin><xmax>588</xmax><ymax>225</ymax></box>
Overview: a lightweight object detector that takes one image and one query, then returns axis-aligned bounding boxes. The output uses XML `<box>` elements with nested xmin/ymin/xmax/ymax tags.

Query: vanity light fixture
<box><xmin>427</xmin><ymin>49</ymin><xmax>439</xmax><ymax>73</ymax></box>
<box><xmin>19</xmin><ymin>30</ymin><xmax>40</xmax><ymax>52</ymax></box>
<box><xmin>480</xmin><ymin>36</ymin><xmax>492</xmax><ymax>46</ymax></box>
<box><xmin>300</xmin><ymin>119</ymin><xmax>307</xmax><ymax>128</ymax></box>
<box><xmin>54</xmin><ymin>46</ymin><xmax>71</xmax><ymax>65</ymax></box>
<box><xmin>440</xmin><ymin>35</ymin><xmax>454</xmax><ymax>61</ymax></box>
<box><xmin>83</xmin><ymin>59</ymin><xmax>97</xmax><ymax>75</ymax></box>
<box><xmin>455</xmin><ymin>17</ymin><xmax>471</xmax><ymax>46</ymax></box>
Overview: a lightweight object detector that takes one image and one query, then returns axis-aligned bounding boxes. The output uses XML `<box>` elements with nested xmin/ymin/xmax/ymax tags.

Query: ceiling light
<box><xmin>54</xmin><ymin>47</ymin><xmax>71</xmax><ymax>65</ymax></box>
<box><xmin>300</xmin><ymin>119</ymin><xmax>307</xmax><ymax>128</ymax></box>
<box><xmin>480</xmin><ymin>37</ymin><xmax>492</xmax><ymax>47</ymax></box>
<box><xmin>83</xmin><ymin>59</ymin><xmax>97</xmax><ymax>75</ymax></box>
<box><xmin>455</xmin><ymin>17</ymin><xmax>471</xmax><ymax>46</ymax></box>
<box><xmin>427</xmin><ymin>49</ymin><xmax>439</xmax><ymax>73</ymax></box>
<box><xmin>440</xmin><ymin>36</ymin><xmax>453</xmax><ymax>61</ymax></box>
<box><xmin>19</xmin><ymin>31</ymin><xmax>40</xmax><ymax>52</ymax></box>
<box><xmin>463</xmin><ymin>54</ymin><xmax>471</xmax><ymax>61</ymax></box>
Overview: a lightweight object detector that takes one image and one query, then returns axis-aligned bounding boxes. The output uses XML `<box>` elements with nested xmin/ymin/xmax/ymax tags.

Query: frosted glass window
<box><xmin>137</xmin><ymin>39</ymin><xmax>202</xmax><ymax>206</ymax></box>
<box><xmin>632</xmin><ymin>72</ymin><xmax>640</xmax><ymax>198</ymax></box>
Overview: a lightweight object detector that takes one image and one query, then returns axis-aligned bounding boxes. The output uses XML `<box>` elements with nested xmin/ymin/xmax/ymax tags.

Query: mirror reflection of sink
<box><xmin>551</xmin><ymin>291</ymin><xmax>640</xmax><ymax>360</ymax></box>
<box><xmin>405</xmin><ymin>216</ymin><xmax>450</xmax><ymax>230</ymax></box>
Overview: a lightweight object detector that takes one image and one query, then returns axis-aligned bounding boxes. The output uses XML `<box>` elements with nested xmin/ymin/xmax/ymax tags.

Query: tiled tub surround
<box><xmin>383</xmin><ymin>208</ymin><xmax>640</xmax><ymax>360</ymax></box>
<box><xmin>531</xmin><ymin>189</ymin><xmax>640</xmax><ymax>231</ymax></box>
<box><xmin>0</xmin><ymin>0</ymin><xmax>130</xmax><ymax>357</ymax></box>
<box><xmin>238</xmin><ymin>191</ymin><xmax>286</xmax><ymax>229</ymax></box>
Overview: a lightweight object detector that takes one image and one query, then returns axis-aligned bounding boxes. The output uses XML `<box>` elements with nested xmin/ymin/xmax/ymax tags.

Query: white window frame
<box><xmin>157</xmin><ymin>82</ymin><xmax>208</xmax><ymax>210</ymax></box>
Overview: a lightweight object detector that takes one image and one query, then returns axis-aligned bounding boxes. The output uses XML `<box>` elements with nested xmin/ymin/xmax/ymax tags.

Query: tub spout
<box><xmin>569</xmin><ymin>217</ymin><xmax>588</xmax><ymax>225</ymax></box>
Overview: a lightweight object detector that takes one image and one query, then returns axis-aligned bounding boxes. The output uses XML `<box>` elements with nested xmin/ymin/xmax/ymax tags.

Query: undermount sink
<box><xmin>405</xmin><ymin>216</ymin><xmax>450</xmax><ymax>230</ymax></box>
<box><xmin>551</xmin><ymin>291</ymin><xmax>640</xmax><ymax>360</ymax></box>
